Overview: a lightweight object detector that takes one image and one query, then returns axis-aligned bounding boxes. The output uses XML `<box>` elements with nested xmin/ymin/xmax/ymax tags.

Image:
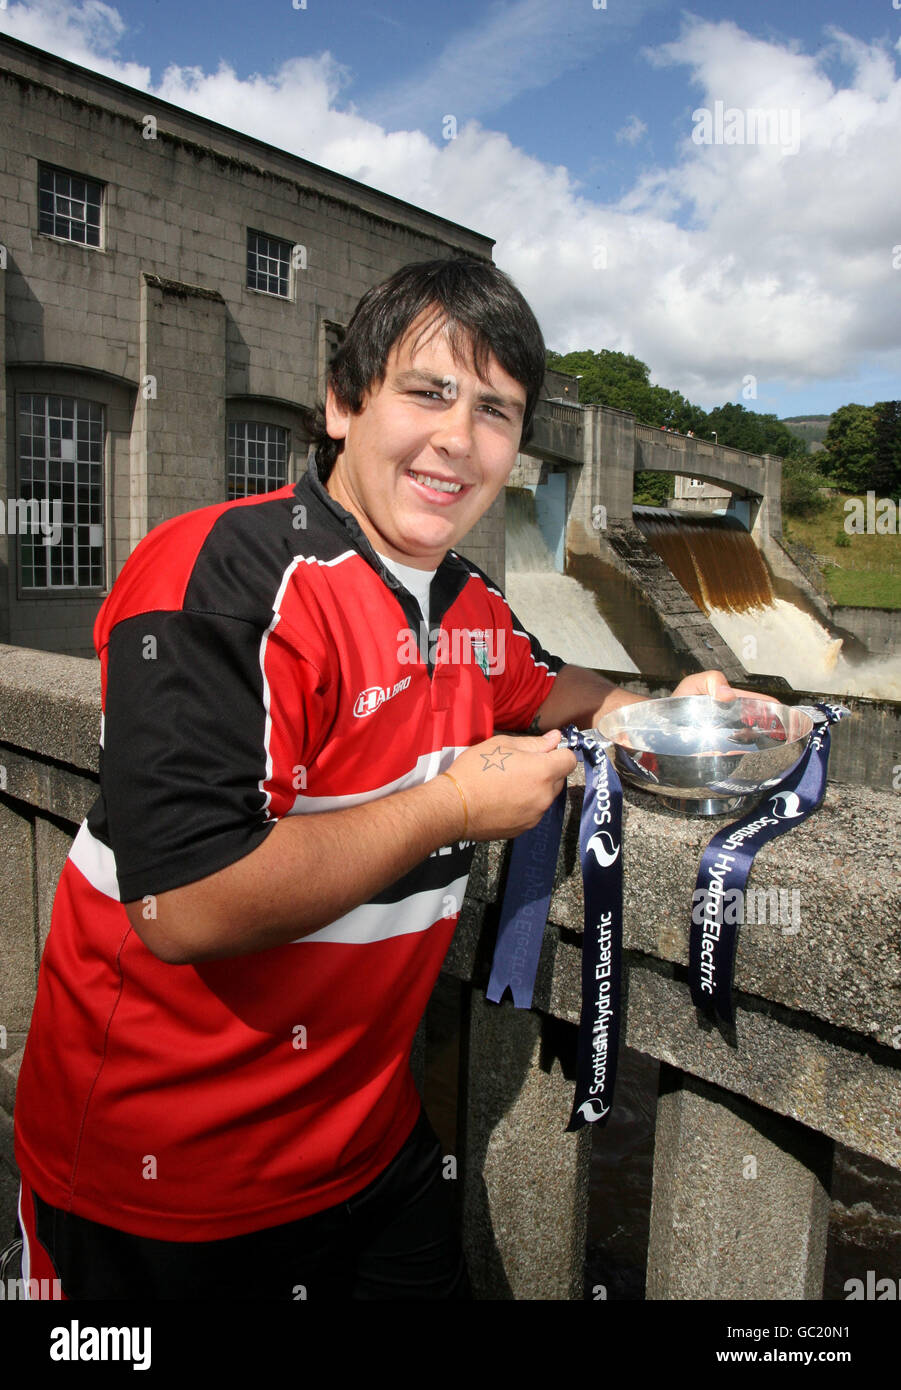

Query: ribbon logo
<box><xmin>586</xmin><ymin>829</ymin><xmax>621</xmax><ymax>868</ymax></box>
<box><xmin>769</xmin><ymin>790</ymin><xmax>804</xmax><ymax>819</ymax></box>
<box><xmin>577</xmin><ymin>1099</ymin><xmax>610</xmax><ymax>1123</ymax></box>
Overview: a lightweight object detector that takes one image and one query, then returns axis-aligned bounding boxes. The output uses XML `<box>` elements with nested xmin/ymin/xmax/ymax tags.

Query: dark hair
<box><xmin>311</xmin><ymin>257</ymin><xmax>546</xmax><ymax>478</ymax></box>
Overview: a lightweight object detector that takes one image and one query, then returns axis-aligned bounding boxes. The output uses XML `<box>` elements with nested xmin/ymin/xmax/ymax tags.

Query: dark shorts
<box><xmin>19</xmin><ymin>1108</ymin><xmax>470</xmax><ymax>1300</ymax></box>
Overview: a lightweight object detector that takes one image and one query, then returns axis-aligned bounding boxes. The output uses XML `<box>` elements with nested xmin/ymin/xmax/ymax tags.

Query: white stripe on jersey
<box><xmin>288</xmin><ymin>745</ymin><xmax>468</xmax><ymax>813</ymax></box>
<box><xmin>68</xmin><ymin>819</ymin><xmax>121</xmax><ymax>900</ymax></box>
<box><xmin>291</xmin><ymin>872</ymin><xmax>469</xmax><ymax>945</ymax></box>
<box><xmin>258</xmin><ymin>549</ymin><xmax>357</xmax><ymax>817</ymax></box>
<box><xmin>17</xmin><ymin>1185</ymin><xmax>31</xmax><ymax>1297</ymax></box>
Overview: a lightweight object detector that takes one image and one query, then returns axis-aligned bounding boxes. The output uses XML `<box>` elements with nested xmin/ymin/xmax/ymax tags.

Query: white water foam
<box><xmin>505</xmin><ymin>493</ymin><xmax>638</xmax><ymax>673</ymax></box>
<box><xmin>505</xmin><ymin>571</ymin><xmax>640</xmax><ymax>673</ymax></box>
<box><xmin>708</xmin><ymin>600</ymin><xmax>901</xmax><ymax>700</ymax></box>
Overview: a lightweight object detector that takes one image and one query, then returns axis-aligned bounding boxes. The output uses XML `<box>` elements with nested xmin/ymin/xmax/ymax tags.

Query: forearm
<box><xmin>529</xmin><ymin>663</ymin><xmax>776</xmax><ymax>737</ymax></box>
<box><xmin>124</xmin><ymin>773</ymin><xmax>464</xmax><ymax>965</ymax></box>
<box><xmin>530</xmin><ymin>664</ymin><xmax>647</xmax><ymax>734</ymax></box>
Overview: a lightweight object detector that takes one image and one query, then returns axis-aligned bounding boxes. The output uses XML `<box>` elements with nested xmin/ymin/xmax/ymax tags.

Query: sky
<box><xmin>2</xmin><ymin>0</ymin><xmax>900</xmax><ymax>419</ymax></box>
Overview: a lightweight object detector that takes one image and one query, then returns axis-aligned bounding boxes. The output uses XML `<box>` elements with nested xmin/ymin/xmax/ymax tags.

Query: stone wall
<box><xmin>831</xmin><ymin>607</ymin><xmax>901</xmax><ymax>661</ymax></box>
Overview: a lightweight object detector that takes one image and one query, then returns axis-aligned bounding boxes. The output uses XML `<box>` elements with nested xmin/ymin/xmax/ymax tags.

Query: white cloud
<box><xmin>365</xmin><ymin>0</ymin><xmax>661</xmax><ymax>131</ymax></box>
<box><xmin>0</xmin><ymin>0</ymin><xmax>151</xmax><ymax>88</ymax></box>
<box><xmin>615</xmin><ymin>115</ymin><xmax>647</xmax><ymax>146</ymax></box>
<box><xmin>2</xmin><ymin>4</ymin><xmax>899</xmax><ymax>408</ymax></box>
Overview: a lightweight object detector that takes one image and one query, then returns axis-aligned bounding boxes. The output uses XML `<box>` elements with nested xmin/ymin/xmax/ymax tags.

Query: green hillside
<box><xmin>780</xmin><ymin>416</ymin><xmax>831</xmax><ymax>451</ymax></box>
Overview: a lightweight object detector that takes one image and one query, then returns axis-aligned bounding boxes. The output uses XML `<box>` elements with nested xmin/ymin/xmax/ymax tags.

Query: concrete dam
<box><xmin>502</xmin><ymin>389</ymin><xmax>901</xmax><ymax>719</ymax></box>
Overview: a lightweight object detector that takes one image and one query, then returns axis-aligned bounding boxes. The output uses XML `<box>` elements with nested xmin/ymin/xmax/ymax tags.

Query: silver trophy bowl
<box><xmin>578</xmin><ymin>696</ymin><xmax>830</xmax><ymax>817</ymax></box>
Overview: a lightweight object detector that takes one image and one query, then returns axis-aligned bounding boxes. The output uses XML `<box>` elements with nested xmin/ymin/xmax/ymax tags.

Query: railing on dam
<box><xmin>0</xmin><ymin>644</ymin><xmax>898</xmax><ymax>1299</ymax></box>
<box><xmin>547</xmin><ymin>401</ymin><xmax>583</xmax><ymax>424</ymax></box>
<box><xmin>527</xmin><ymin>398</ymin><xmax>585</xmax><ymax>464</ymax></box>
<box><xmin>634</xmin><ymin>422</ymin><xmax>769</xmax><ymax>481</ymax></box>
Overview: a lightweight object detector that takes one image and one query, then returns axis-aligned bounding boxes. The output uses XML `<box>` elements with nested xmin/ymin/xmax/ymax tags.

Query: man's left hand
<box><xmin>671</xmin><ymin>670</ymin><xmax>779</xmax><ymax>704</ymax></box>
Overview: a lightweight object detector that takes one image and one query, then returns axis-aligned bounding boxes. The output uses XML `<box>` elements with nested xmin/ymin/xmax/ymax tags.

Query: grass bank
<box><xmin>783</xmin><ymin>494</ymin><xmax>901</xmax><ymax>610</ymax></box>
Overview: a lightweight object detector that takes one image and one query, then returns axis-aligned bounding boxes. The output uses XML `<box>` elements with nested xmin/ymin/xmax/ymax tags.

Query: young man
<box><xmin>14</xmin><ymin>257</ymin><xmax>740</xmax><ymax>1299</ymax></box>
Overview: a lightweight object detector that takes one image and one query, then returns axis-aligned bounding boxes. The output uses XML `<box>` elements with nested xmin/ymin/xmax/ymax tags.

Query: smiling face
<box><xmin>324</xmin><ymin>312</ymin><xmax>527</xmax><ymax>570</ymax></box>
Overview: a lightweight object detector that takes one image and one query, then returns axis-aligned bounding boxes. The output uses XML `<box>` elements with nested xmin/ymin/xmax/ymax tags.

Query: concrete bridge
<box><xmin>524</xmin><ymin>395</ymin><xmax>784</xmax><ymax>549</ymax></box>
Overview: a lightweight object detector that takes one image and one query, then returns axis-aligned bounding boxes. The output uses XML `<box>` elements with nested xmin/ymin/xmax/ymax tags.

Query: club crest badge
<box><xmin>469</xmin><ymin>630</ymin><xmax>490</xmax><ymax>678</ymax></box>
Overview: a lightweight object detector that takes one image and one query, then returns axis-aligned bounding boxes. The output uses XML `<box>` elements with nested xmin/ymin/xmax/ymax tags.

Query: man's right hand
<box><xmin>445</xmin><ymin>730</ymin><xmax>576</xmax><ymax>841</ymax></box>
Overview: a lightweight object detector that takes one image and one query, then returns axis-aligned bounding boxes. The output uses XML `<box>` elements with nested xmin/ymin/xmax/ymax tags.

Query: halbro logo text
<box><xmin>353</xmin><ymin>676</ymin><xmax>412</xmax><ymax>718</ymax></box>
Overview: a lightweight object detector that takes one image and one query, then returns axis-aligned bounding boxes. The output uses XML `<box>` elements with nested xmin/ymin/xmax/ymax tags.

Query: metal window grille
<box><xmin>38</xmin><ymin>166</ymin><xmax>103</xmax><ymax>247</ymax></box>
<box><xmin>227</xmin><ymin>422</ymin><xmax>289</xmax><ymax>498</ymax></box>
<box><xmin>246</xmin><ymin>230</ymin><xmax>291</xmax><ymax>297</ymax></box>
<box><xmin>17</xmin><ymin>395</ymin><xmax>104</xmax><ymax>589</ymax></box>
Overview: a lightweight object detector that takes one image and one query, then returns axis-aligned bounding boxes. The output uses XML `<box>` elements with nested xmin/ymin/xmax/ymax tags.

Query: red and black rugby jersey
<box><xmin>14</xmin><ymin>460</ymin><xmax>564</xmax><ymax>1240</ymax></box>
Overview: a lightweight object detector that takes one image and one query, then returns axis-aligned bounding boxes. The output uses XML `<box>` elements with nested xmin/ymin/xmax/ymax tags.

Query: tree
<box><xmin>704</xmin><ymin>402</ymin><xmax>807</xmax><ymax>459</ymax></box>
<box><xmin>546</xmin><ymin>350</ymin><xmax>807</xmax><ymax>458</ymax></box>
<box><xmin>781</xmin><ymin>455</ymin><xmax>828</xmax><ymax>518</ymax></box>
<box><xmin>546</xmin><ymin>348</ymin><xmax>700</xmax><ymax>430</ymax></box>
<box><xmin>633</xmin><ymin>472</ymin><xmax>672</xmax><ymax>506</ymax></box>
<box><xmin>871</xmin><ymin>401</ymin><xmax>901</xmax><ymax>499</ymax></box>
<box><xmin>819</xmin><ymin>404</ymin><xmax>877</xmax><ymax>491</ymax></box>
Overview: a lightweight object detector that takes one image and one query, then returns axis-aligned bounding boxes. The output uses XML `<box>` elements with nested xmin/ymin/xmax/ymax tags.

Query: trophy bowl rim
<box><xmin>594</xmin><ymin>694</ymin><xmax>813</xmax><ymax>758</ymax></box>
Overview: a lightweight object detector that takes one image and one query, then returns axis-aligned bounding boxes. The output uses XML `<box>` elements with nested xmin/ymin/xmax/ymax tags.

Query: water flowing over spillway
<box><xmin>634</xmin><ymin>507</ymin><xmax>901</xmax><ymax>699</ymax></box>
<box><xmin>633</xmin><ymin>508</ymin><xmax>775</xmax><ymax>613</ymax></box>
<box><xmin>706</xmin><ymin>602</ymin><xmax>901</xmax><ymax>700</ymax></box>
<box><xmin>504</xmin><ymin>491</ymin><xmax>638</xmax><ymax>673</ymax></box>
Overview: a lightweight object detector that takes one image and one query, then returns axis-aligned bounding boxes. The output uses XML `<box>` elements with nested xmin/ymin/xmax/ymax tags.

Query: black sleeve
<box><xmin>99</xmin><ymin>610</ymin><xmax>283</xmax><ymax>901</ymax></box>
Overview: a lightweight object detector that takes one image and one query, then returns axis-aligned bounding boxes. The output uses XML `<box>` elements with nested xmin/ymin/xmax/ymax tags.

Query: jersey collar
<box><xmin>298</xmin><ymin>452</ymin><xmax>472</xmax><ymax>628</ymax></box>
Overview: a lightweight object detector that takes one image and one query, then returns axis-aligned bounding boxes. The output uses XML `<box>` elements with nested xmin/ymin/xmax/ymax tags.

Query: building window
<box><xmin>17</xmin><ymin>394</ymin><xmax>105</xmax><ymax>589</ymax></box>
<box><xmin>228</xmin><ymin>422</ymin><xmax>289</xmax><ymax>498</ymax></box>
<box><xmin>38</xmin><ymin>166</ymin><xmax>103</xmax><ymax>247</ymax></box>
<box><xmin>246</xmin><ymin>230</ymin><xmax>292</xmax><ymax>297</ymax></box>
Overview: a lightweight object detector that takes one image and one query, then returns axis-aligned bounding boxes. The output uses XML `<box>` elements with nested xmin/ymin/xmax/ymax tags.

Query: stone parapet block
<box><xmin>628</xmin><ymin>969</ymin><xmax>900</xmax><ymax>1171</ymax></box>
<box><xmin>646</xmin><ymin>1066</ymin><xmax>832</xmax><ymax>1299</ymax></box>
<box><xmin>0</xmin><ymin>645</ymin><xmax>100</xmax><ymax>770</ymax></box>
<box><xmin>547</xmin><ymin>775</ymin><xmax>899</xmax><ymax>1047</ymax></box>
<box><xmin>0</xmin><ymin>746</ymin><xmax>96</xmax><ymax>824</ymax></box>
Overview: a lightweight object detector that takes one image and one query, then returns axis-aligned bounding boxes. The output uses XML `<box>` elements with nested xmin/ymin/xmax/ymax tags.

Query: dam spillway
<box><xmin>633</xmin><ymin>507</ymin><xmax>901</xmax><ymax>701</ymax></box>
<box><xmin>632</xmin><ymin>507</ymin><xmax>775</xmax><ymax>615</ymax></box>
<box><xmin>504</xmin><ymin>489</ymin><xmax>638</xmax><ymax>674</ymax></box>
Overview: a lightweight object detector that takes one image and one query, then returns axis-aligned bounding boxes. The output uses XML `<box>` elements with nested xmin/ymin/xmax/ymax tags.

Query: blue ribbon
<box><xmin>689</xmin><ymin>701</ymin><xmax>850</xmax><ymax>1022</ymax></box>
<box><xmin>485</xmin><ymin>782</ymin><xmax>567</xmax><ymax>1008</ymax></box>
<box><xmin>566</xmin><ymin>731</ymin><xmax>624</xmax><ymax>1131</ymax></box>
<box><xmin>487</xmin><ymin>726</ymin><xmax>624</xmax><ymax>1130</ymax></box>
<box><xmin>487</xmin><ymin>701</ymin><xmax>849</xmax><ymax>1127</ymax></box>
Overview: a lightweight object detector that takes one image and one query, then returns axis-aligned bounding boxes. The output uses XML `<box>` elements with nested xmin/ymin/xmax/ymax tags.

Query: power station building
<box><xmin>0</xmin><ymin>33</ymin><xmax>504</xmax><ymax>658</ymax></box>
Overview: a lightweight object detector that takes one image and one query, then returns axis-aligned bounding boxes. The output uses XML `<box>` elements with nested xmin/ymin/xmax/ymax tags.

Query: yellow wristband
<box><xmin>440</xmin><ymin>771</ymin><xmax>469</xmax><ymax>840</ymax></box>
